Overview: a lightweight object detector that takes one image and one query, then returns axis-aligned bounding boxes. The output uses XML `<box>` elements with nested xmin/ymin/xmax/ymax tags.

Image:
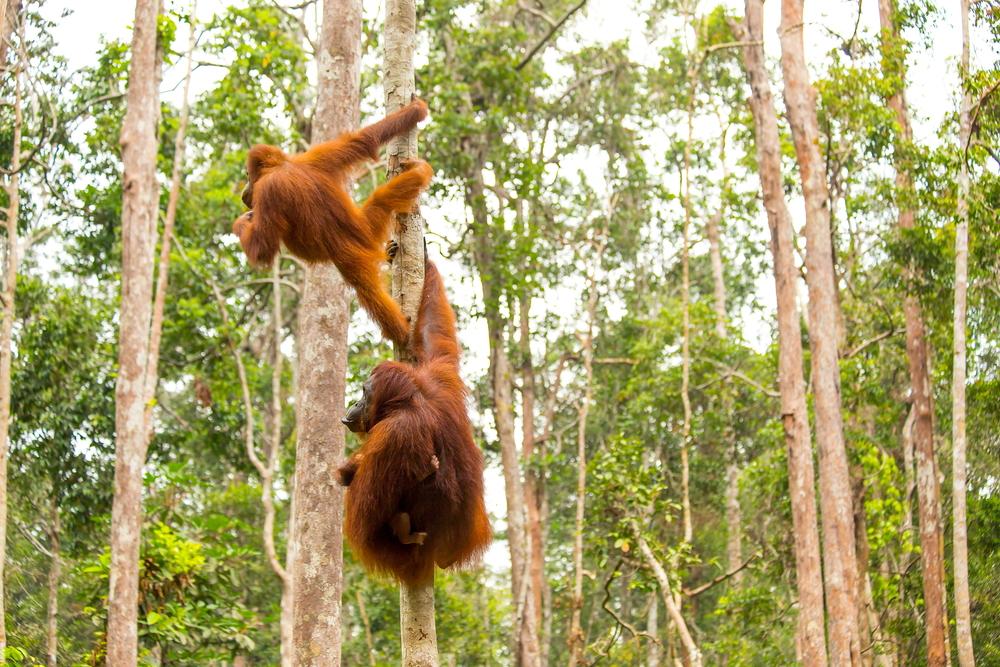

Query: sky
<box><xmin>38</xmin><ymin>0</ymin><xmax>993</xmax><ymax>571</ymax></box>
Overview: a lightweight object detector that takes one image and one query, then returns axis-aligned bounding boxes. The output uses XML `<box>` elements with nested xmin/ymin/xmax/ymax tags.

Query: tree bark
<box><xmin>567</xmin><ymin>227</ymin><xmax>606</xmax><ymax>667</ymax></box>
<box><xmin>635</xmin><ymin>530</ymin><xmax>702</xmax><ymax>667</ymax></box>
<box><xmin>646</xmin><ymin>594</ymin><xmax>660</xmax><ymax>667</ymax></box>
<box><xmin>467</xmin><ymin>151</ymin><xmax>540</xmax><ymax>667</ymax></box>
<box><xmin>107</xmin><ymin>1</ymin><xmax>163</xmax><ymax>664</ymax></box>
<box><xmin>45</xmin><ymin>502</ymin><xmax>60</xmax><ymax>667</ymax></box>
<box><xmin>706</xmin><ymin>128</ymin><xmax>743</xmax><ymax>586</ymax></box>
<box><xmin>143</xmin><ymin>0</ymin><xmax>196</xmax><ymax>443</ymax></box>
<box><xmin>384</xmin><ymin>0</ymin><xmax>438</xmax><ymax>663</ymax></box>
<box><xmin>519</xmin><ymin>293</ymin><xmax>546</xmax><ymax>659</ymax></box>
<box><xmin>875</xmin><ymin>3</ymin><xmax>951</xmax><ymax>664</ymax></box>
<box><xmin>679</xmin><ymin>85</ymin><xmax>695</xmax><ymax>547</ymax></box>
<box><xmin>269</xmin><ymin>258</ymin><xmax>292</xmax><ymax>667</ymax></box>
<box><xmin>0</xmin><ymin>0</ymin><xmax>19</xmax><ymax>74</ymax></box>
<box><xmin>778</xmin><ymin>2</ymin><xmax>862</xmax><ymax>664</ymax></box>
<box><xmin>288</xmin><ymin>0</ymin><xmax>358</xmax><ymax>662</ymax></box>
<box><xmin>0</xmin><ymin>13</ymin><xmax>21</xmax><ymax>656</ymax></box>
<box><xmin>953</xmin><ymin>2</ymin><xmax>974</xmax><ymax>665</ymax></box>
<box><xmin>734</xmin><ymin>3</ymin><xmax>828</xmax><ymax>664</ymax></box>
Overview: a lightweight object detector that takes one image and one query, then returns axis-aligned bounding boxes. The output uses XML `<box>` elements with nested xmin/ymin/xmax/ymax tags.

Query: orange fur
<box><xmin>233</xmin><ymin>99</ymin><xmax>431</xmax><ymax>345</ymax></box>
<box><xmin>338</xmin><ymin>260</ymin><xmax>492</xmax><ymax>585</ymax></box>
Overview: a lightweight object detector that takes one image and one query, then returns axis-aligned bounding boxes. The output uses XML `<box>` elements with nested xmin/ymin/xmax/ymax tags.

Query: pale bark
<box><xmin>0</xmin><ymin>15</ymin><xmax>21</xmax><ymax>656</ymax></box>
<box><xmin>953</xmin><ymin>2</ymin><xmax>974</xmax><ymax>664</ymax></box>
<box><xmin>567</xmin><ymin>227</ymin><xmax>606</xmax><ymax>667</ymax></box>
<box><xmin>384</xmin><ymin>0</ymin><xmax>438</xmax><ymax>662</ymax></box>
<box><xmin>679</xmin><ymin>89</ymin><xmax>695</xmax><ymax>547</ymax></box>
<box><xmin>0</xmin><ymin>0</ymin><xmax>19</xmax><ymax>73</ymax></box>
<box><xmin>876</xmin><ymin>3</ymin><xmax>951</xmax><ymax>663</ymax></box>
<box><xmin>356</xmin><ymin>590</ymin><xmax>377</xmax><ymax>667</ymax></box>
<box><xmin>107</xmin><ymin>1</ymin><xmax>163</xmax><ymax>663</ymax></box>
<box><xmin>288</xmin><ymin>0</ymin><xmax>358</xmax><ymax>662</ymax></box>
<box><xmin>519</xmin><ymin>293</ymin><xmax>546</xmax><ymax>659</ymax></box>
<box><xmin>647</xmin><ymin>594</ymin><xmax>661</xmax><ymax>667</ymax></box>
<box><xmin>143</xmin><ymin>0</ymin><xmax>197</xmax><ymax>442</ymax></box>
<box><xmin>779</xmin><ymin>2</ymin><xmax>862</xmax><ymax>663</ymax></box>
<box><xmin>269</xmin><ymin>259</ymin><xmax>292</xmax><ymax>667</ymax></box>
<box><xmin>734</xmin><ymin>3</ymin><xmax>828</xmax><ymax>664</ymax></box>
<box><xmin>45</xmin><ymin>503</ymin><xmax>60</xmax><ymax>667</ymax></box>
<box><xmin>707</xmin><ymin>129</ymin><xmax>743</xmax><ymax>585</ymax></box>
<box><xmin>635</xmin><ymin>530</ymin><xmax>702</xmax><ymax>667</ymax></box>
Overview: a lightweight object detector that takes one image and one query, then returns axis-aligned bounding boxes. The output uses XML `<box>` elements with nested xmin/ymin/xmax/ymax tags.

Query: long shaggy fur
<box><xmin>232</xmin><ymin>99</ymin><xmax>432</xmax><ymax>345</ymax></box>
<box><xmin>339</xmin><ymin>261</ymin><xmax>492</xmax><ymax>585</ymax></box>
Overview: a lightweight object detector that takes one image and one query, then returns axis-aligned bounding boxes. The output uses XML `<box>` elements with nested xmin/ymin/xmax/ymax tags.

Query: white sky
<box><xmin>40</xmin><ymin>0</ymin><xmax>993</xmax><ymax>572</ymax></box>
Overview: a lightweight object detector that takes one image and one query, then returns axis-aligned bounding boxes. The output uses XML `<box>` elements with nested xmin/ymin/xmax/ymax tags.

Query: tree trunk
<box><xmin>467</xmin><ymin>152</ymin><xmax>540</xmax><ymax>667</ymax></box>
<box><xmin>45</xmin><ymin>502</ymin><xmax>60</xmax><ymax>667</ymax></box>
<box><xmin>647</xmin><ymin>594</ymin><xmax>661</xmax><ymax>667</ymax></box>
<box><xmin>107</xmin><ymin>1</ymin><xmax>163</xmax><ymax>663</ymax></box>
<box><xmin>953</xmin><ymin>3</ymin><xmax>975</xmax><ymax>666</ymax></box>
<box><xmin>0</xmin><ymin>13</ymin><xmax>21</xmax><ymax>656</ymax></box>
<box><xmin>679</xmin><ymin>90</ymin><xmax>695</xmax><ymax>547</ymax></box>
<box><xmin>266</xmin><ymin>258</ymin><xmax>292</xmax><ymax>667</ymax></box>
<box><xmin>778</xmin><ymin>2</ymin><xmax>862</xmax><ymax>664</ymax></box>
<box><xmin>519</xmin><ymin>293</ymin><xmax>546</xmax><ymax>660</ymax></box>
<box><xmin>143</xmin><ymin>0</ymin><xmax>196</xmax><ymax>442</ymax></box>
<box><xmin>706</xmin><ymin>129</ymin><xmax>743</xmax><ymax>586</ymax></box>
<box><xmin>567</xmin><ymin>228</ymin><xmax>606</xmax><ymax>667</ymax></box>
<box><xmin>355</xmin><ymin>590</ymin><xmax>377</xmax><ymax>667</ymax></box>
<box><xmin>288</xmin><ymin>0</ymin><xmax>358</xmax><ymax>662</ymax></box>
<box><xmin>876</xmin><ymin>4</ymin><xmax>952</xmax><ymax>665</ymax></box>
<box><xmin>635</xmin><ymin>530</ymin><xmax>702</xmax><ymax>667</ymax></box>
<box><xmin>734</xmin><ymin>3</ymin><xmax>828</xmax><ymax>664</ymax></box>
<box><xmin>384</xmin><ymin>0</ymin><xmax>438</xmax><ymax>663</ymax></box>
<box><xmin>0</xmin><ymin>0</ymin><xmax>20</xmax><ymax>74</ymax></box>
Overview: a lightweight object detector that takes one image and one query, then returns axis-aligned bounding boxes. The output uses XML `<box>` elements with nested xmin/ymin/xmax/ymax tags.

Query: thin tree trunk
<box><xmin>647</xmin><ymin>594</ymin><xmax>661</xmax><ymax>667</ymax></box>
<box><xmin>567</xmin><ymin>227</ymin><xmax>606</xmax><ymax>667</ymax></box>
<box><xmin>265</xmin><ymin>258</ymin><xmax>292</xmax><ymax>666</ymax></box>
<box><xmin>384</xmin><ymin>0</ymin><xmax>437</xmax><ymax>663</ymax></box>
<box><xmin>467</xmin><ymin>152</ymin><xmax>539</xmax><ymax>667</ymax></box>
<box><xmin>0</xmin><ymin>15</ymin><xmax>21</xmax><ymax>656</ymax></box>
<box><xmin>635</xmin><ymin>529</ymin><xmax>702</xmax><ymax>667</ymax></box>
<box><xmin>107</xmin><ymin>1</ymin><xmax>163</xmax><ymax>663</ymax></box>
<box><xmin>953</xmin><ymin>2</ymin><xmax>974</xmax><ymax>665</ymax></box>
<box><xmin>778</xmin><ymin>2</ymin><xmax>862</xmax><ymax>664</ymax></box>
<box><xmin>46</xmin><ymin>502</ymin><xmax>60</xmax><ymax>667</ymax></box>
<box><xmin>876</xmin><ymin>3</ymin><xmax>952</xmax><ymax>664</ymax></box>
<box><xmin>356</xmin><ymin>590</ymin><xmax>377</xmax><ymax>667</ymax></box>
<box><xmin>734</xmin><ymin>3</ymin><xmax>828</xmax><ymax>664</ymax></box>
<box><xmin>0</xmin><ymin>0</ymin><xmax>20</xmax><ymax>74</ymax></box>
<box><xmin>288</xmin><ymin>0</ymin><xmax>357</xmax><ymax>662</ymax></box>
<box><xmin>143</xmin><ymin>0</ymin><xmax>196</xmax><ymax>442</ymax></box>
<box><xmin>679</xmin><ymin>88</ymin><xmax>695</xmax><ymax>547</ymax></box>
<box><xmin>519</xmin><ymin>293</ymin><xmax>546</xmax><ymax>658</ymax></box>
<box><xmin>707</xmin><ymin>128</ymin><xmax>743</xmax><ymax>585</ymax></box>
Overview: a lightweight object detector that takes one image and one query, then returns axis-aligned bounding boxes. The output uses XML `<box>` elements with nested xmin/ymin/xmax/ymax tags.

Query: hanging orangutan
<box><xmin>337</xmin><ymin>256</ymin><xmax>492</xmax><ymax>585</ymax></box>
<box><xmin>233</xmin><ymin>98</ymin><xmax>432</xmax><ymax>345</ymax></box>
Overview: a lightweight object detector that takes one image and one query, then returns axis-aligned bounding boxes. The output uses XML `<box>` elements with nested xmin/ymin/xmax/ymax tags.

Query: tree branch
<box><xmin>515</xmin><ymin>0</ymin><xmax>587</xmax><ymax>71</ymax></box>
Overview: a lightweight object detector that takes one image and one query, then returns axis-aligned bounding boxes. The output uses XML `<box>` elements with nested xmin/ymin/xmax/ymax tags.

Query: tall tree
<box><xmin>287</xmin><ymin>0</ymin><xmax>358</xmax><ymax>663</ymax></box>
<box><xmin>778</xmin><ymin>0</ymin><xmax>862</xmax><ymax>663</ymax></box>
<box><xmin>0</xmin><ymin>3</ymin><xmax>22</xmax><ymax>656</ymax></box>
<box><xmin>105</xmin><ymin>0</ymin><xmax>163</xmax><ymax>664</ymax></box>
<box><xmin>384</xmin><ymin>0</ymin><xmax>438</xmax><ymax>663</ymax></box>
<box><xmin>876</xmin><ymin>3</ymin><xmax>951</xmax><ymax>664</ymax></box>
<box><xmin>567</xmin><ymin>218</ymin><xmax>606</xmax><ymax>666</ymax></box>
<box><xmin>733</xmin><ymin>2</ymin><xmax>828</xmax><ymax>663</ymax></box>
<box><xmin>143</xmin><ymin>0</ymin><xmax>197</xmax><ymax>442</ymax></box>
<box><xmin>953</xmin><ymin>1</ymin><xmax>975</xmax><ymax>664</ymax></box>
